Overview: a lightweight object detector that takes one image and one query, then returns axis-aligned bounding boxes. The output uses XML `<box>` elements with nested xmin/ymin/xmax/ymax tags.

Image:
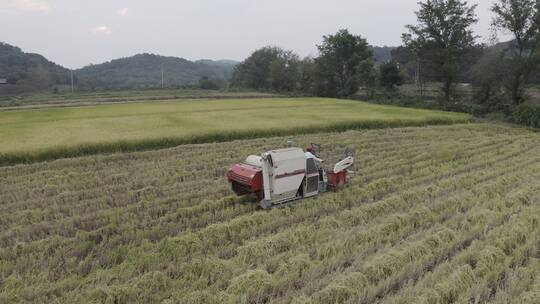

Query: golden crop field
<box><xmin>0</xmin><ymin>98</ymin><xmax>470</xmax><ymax>165</ymax></box>
<box><xmin>1</xmin><ymin>123</ymin><xmax>539</xmax><ymax>303</ymax></box>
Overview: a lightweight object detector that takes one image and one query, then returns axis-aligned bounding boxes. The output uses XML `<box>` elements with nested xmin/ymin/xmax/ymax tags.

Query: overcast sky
<box><xmin>1</xmin><ymin>0</ymin><xmax>501</xmax><ymax>69</ymax></box>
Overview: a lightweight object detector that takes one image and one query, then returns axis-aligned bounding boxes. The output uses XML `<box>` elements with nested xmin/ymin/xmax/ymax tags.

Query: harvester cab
<box><xmin>227</xmin><ymin>142</ymin><xmax>354</xmax><ymax>209</ymax></box>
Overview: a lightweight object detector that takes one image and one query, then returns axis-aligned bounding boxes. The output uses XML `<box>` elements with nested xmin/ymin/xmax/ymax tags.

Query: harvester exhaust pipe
<box><xmin>260</xmin><ymin>152</ymin><xmax>273</xmax><ymax>209</ymax></box>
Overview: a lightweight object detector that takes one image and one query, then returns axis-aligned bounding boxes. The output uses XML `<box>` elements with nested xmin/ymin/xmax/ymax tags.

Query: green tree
<box><xmin>298</xmin><ymin>57</ymin><xmax>317</xmax><ymax>94</ymax></box>
<box><xmin>403</xmin><ymin>0</ymin><xmax>479</xmax><ymax>105</ymax></box>
<box><xmin>379</xmin><ymin>61</ymin><xmax>405</xmax><ymax>91</ymax></box>
<box><xmin>230</xmin><ymin>47</ymin><xmax>283</xmax><ymax>90</ymax></box>
<box><xmin>492</xmin><ymin>0</ymin><xmax>540</xmax><ymax>105</ymax></box>
<box><xmin>390</xmin><ymin>46</ymin><xmax>418</xmax><ymax>83</ymax></box>
<box><xmin>269</xmin><ymin>50</ymin><xmax>301</xmax><ymax>92</ymax></box>
<box><xmin>198</xmin><ymin>76</ymin><xmax>224</xmax><ymax>90</ymax></box>
<box><xmin>314</xmin><ymin>29</ymin><xmax>374</xmax><ymax>97</ymax></box>
<box><xmin>358</xmin><ymin>59</ymin><xmax>378</xmax><ymax>98</ymax></box>
<box><xmin>230</xmin><ymin>46</ymin><xmax>302</xmax><ymax>92</ymax></box>
<box><xmin>471</xmin><ymin>47</ymin><xmax>506</xmax><ymax>110</ymax></box>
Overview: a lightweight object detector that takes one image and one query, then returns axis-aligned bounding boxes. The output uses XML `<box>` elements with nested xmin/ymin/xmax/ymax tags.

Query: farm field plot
<box><xmin>0</xmin><ymin>97</ymin><xmax>470</xmax><ymax>165</ymax></box>
<box><xmin>1</xmin><ymin>123</ymin><xmax>540</xmax><ymax>303</ymax></box>
<box><xmin>0</xmin><ymin>89</ymin><xmax>277</xmax><ymax>109</ymax></box>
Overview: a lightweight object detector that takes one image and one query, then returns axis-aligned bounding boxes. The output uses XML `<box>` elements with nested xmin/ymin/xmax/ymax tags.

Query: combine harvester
<box><xmin>227</xmin><ymin>142</ymin><xmax>354</xmax><ymax>209</ymax></box>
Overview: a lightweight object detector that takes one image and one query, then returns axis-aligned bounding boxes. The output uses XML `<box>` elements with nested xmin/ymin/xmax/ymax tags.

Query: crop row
<box><xmin>0</xmin><ymin>127</ymin><xmax>471</xmax><ymax>209</ymax></box>
<box><xmin>215</xmin><ymin>155</ymin><xmax>540</xmax><ymax>303</ymax></box>
<box><xmin>0</xmin><ymin>125</ymin><xmax>518</xmax><ymax>245</ymax></box>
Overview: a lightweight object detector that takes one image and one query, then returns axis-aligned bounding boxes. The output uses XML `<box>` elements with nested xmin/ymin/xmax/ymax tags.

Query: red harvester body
<box><xmin>226</xmin><ymin>144</ymin><xmax>354</xmax><ymax>209</ymax></box>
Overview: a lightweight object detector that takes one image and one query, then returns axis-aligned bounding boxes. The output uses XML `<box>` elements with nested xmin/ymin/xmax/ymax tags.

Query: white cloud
<box><xmin>11</xmin><ymin>0</ymin><xmax>50</xmax><ymax>12</ymax></box>
<box><xmin>91</xmin><ymin>26</ymin><xmax>112</xmax><ymax>35</ymax></box>
<box><xmin>118</xmin><ymin>7</ymin><xmax>129</xmax><ymax>17</ymax></box>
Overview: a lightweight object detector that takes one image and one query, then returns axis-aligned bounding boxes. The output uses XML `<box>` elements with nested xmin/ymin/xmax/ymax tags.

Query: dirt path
<box><xmin>0</xmin><ymin>93</ymin><xmax>283</xmax><ymax>111</ymax></box>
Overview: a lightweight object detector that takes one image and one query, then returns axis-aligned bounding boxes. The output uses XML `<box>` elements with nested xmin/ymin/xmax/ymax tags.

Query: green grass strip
<box><xmin>0</xmin><ymin>117</ymin><xmax>472</xmax><ymax>166</ymax></box>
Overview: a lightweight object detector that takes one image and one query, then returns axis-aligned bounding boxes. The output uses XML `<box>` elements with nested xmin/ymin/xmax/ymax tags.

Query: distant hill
<box><xmin>76</xmin><ymin>54</ymin><xmax>238</xmax><ymax>91</ymax></box>
<box><xmin>372</xmin><ymin>46</ymin><xmax>397</xmax><ymax>63</ymax></box>
<box><xmin>0</xmin><ymin>42</ymin><xmax>70</xmax><ymax>94</ymax></box>
<box><xmin>0</xmin><ymin>42</ymin><xmax>238</xmax><ymax>93</ymax></box>
<box><xmin>196</xmin><ymin>59</ymin><xmax>239</xmax><ymax>66</ymax></box>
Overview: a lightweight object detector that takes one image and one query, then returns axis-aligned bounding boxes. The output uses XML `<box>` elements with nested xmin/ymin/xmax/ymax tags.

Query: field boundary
<box><xmin>0</xmin><ymin>117</ymin><xmax>473</xmax><ymax>166</ymax></box>
<box><xmin>0</xmin><ymin>94</ymin><xmax>284</xmax><ymax>112</ymax></box>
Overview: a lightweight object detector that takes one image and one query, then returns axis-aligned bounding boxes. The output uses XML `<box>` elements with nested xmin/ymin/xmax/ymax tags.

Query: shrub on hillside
<box><xmin>513</xmin><ymin>104</ymin><xmax>540</xmax><ymax>128</ymax></box>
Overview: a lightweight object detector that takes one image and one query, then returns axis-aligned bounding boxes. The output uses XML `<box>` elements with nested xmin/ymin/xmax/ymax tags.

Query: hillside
<box><xmin>0</xmin><ymin>42</ymin><xmax>70</xmax><ymax>94</ymax></box>
<box><xmin>76</xmin><ymin>54</ymin><xmax>238</xmax><ymax>91</ymax></box>
<box><xmin>0</xmin><ymin>43</ymin><xmax>238</xmax><ymax>93</ymax></box>
<box><xmin>372</xmin><ymin>46</ymin><xmax>396</xmax><ymax>62</ymax></box>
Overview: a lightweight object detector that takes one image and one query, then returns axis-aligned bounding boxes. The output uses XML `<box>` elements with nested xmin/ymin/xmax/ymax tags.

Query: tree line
<box><xmin>229</xmin><ymin>31</ymin><xmax>382</xmax><ymax>98</ymax></box>
<box><xmin>229</xmin><ymin>0</ymin><xmax>540</xmax><ymax>124</ymax></box>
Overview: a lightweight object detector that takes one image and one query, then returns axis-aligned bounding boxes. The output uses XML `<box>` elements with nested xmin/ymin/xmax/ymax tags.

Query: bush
<box><xmin>513</xmin><ymin>103</ymin><xmax>540</xmax><ymax>128</ymax></box>
<box><xmin>198</xmin><ymin>76</ymin><xmax>225</xmax><ymax>90</ymax></box>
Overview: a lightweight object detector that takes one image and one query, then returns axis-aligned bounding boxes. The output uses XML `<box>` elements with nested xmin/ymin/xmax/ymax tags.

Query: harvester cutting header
<box><xmin>227</xmin><ymin>142</ymin><xmax>354</xmax><ymax>209</ymax></box>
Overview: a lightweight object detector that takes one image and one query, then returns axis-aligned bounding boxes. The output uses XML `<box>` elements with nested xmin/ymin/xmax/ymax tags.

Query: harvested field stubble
<box><xmin>0</xmin><ymin>123</ymin><xmax>539</xmax><ymax>303</ymax></box>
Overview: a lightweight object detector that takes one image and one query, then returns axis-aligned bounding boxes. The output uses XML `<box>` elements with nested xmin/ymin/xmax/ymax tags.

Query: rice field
<box><xmin>1</xmin><ymin>123</ymin><xmax>539</xmax><ymax>303</ymax></box>
<box><xmin>0</xmin><ymin>97</ymin><xmax>470</xmax><ymax>165</ymax></box>
<box><xmin>0</xmin><ymin>89</ymin><xmax>276</xmax><ymax>108</ymax></box>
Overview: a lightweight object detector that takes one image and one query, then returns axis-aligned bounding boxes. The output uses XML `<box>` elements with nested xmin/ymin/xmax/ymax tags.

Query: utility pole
<box><xmin>415</xmin><ymin>60</ymin><xmax>423</xmax><ymax>97</ymax></box>
<box><xmin>70</xmin><ymin>69</ymin><xmax>74</xmax><ymax>93</ymax></box>
<box><xmin>161</xmin><ymin>62</ymin><xmax>164</xmax><ymax>89</ymax></box>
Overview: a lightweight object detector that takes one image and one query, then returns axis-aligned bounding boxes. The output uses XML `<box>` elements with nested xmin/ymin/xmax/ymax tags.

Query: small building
<box><xmin>0</xmin><ymin>78</ymin><xmax>7</xmax><ymax>85</ymax></box>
